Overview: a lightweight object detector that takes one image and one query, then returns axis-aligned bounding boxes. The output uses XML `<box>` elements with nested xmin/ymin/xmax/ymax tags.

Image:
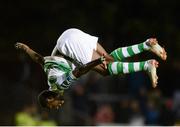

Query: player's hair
<box><xmin>38</xmin><ymin>90</ymin><xmax>59</xmax><ymax>109</ymax></box>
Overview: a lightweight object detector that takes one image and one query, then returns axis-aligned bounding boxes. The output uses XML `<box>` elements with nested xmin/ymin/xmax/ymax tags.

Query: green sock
<box><xmin>110</xmin><ymin>41</ymin><xmax>150</xmax><ymax>61</ymax></box>
<box><xmin>108</xmin><ymin>61</ymin><xmax>148</xmax><ymax>75</ymax></box>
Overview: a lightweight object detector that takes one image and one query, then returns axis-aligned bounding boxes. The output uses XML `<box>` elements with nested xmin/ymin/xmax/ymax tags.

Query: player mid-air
<box><xmin>15</xmin><ymin>28</ymin><xmax>167</xmax><ymax>110</ymax></box>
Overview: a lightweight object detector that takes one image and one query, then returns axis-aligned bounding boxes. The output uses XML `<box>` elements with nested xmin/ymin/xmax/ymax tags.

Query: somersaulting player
<box><xmin>15</xmin><ymin>28</ymin><xmax>167</xmax><ymax>110</ymax></box>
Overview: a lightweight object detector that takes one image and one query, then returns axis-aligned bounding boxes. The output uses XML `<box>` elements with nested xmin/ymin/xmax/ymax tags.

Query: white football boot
<box><xmin>146</xmin><ymin>59</ymin><xmax>159</xmax><ymax>88</ymax></box>
<box><xmin>146</xmin><ymin>38</ymin><xmax>167</xmax><ymax>61</ymax></box>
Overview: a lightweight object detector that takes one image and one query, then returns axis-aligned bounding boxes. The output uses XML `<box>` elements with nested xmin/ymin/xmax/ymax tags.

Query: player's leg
<box><xmin>92</xmin><ymin>47</ymin><xmax>159</xmax><ymax>87</ymax></box>
<box><xmin>110</xmin><ymin>40</ymin><xmax>149</xmax><ymax>61</ymax></box>
<box><xmin>91</xmin><ymin>42</ymin><xmax>116</xmax><ymax>76</ymax></box>
<box><xmin>89</xmin><ymin>40</ymin><xmax>163</xmax><ymax>88</ymax></box>
<box><xmin>110</xmin><ymin>38</ymin><xmax>167</xmax><ymax>61</ymax></box>
<box><xmin>107</xmin><ymin>59</ymin><xmax>159</xmax><ymax>88</ymax></box>
<box><xmin>92</xmin><ymin>43</ymin><xmax>159</xmax><ymax>87</ymax></box>
<box><xmin>96</xmin><ymin>42</ymin><xmax>114</xmax><ymax>62</ymax></box>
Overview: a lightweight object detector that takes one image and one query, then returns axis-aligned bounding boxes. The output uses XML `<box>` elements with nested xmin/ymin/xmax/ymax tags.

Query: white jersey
<box><xmin>44</xmin><ymin>56</ymin><xmax>76</xmax><ymax>90</ymax></box>
<box><xmin>52</xmin><ymin>28</ymin><xmax>98</xmax><ymax>64</ymax></box>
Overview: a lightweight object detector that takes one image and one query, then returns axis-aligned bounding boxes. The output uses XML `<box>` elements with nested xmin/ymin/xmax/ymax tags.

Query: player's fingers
<box><xmin>101</xmin><ymin>54</ymin><xmax>107</xmax><ymax>69</ymax></box>
<box><xmin>15</xmin><ymin>43</ymin><xmax>20</xmax><ymax>49</ymax></box>
<box><xmin>103</xmin><ymin>61</ymin><xmax>107</xmax><ymax>69</ymax></box>
<box><xmin>15</xmin><ymin>42</ymin><xmax>23</xmax><ymax>49</ymax></box>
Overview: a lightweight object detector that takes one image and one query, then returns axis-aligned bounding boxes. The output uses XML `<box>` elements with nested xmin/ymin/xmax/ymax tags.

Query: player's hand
<box><xmin>15</xmin><ymin>42</ymin><xmax>29</xmax><ymax>51</ymax></box>
<box><xmin>101</xmin><ymin>54</ymin><xmax>107</xmax><ymax>69</ymax></box>
<box><xmin>101</xmin><ymin>54</ymin><xmax>114</xmax><ymax>69</ymax></box>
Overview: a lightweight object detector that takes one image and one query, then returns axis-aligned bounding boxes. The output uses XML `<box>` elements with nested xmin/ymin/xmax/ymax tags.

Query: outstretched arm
<box><xmin>15</xmin><ymin>42</ymin><xmax>45</xmax><ymax>66</ymax></box>
<box><xmin>72</xmin><ymin>56</ymin><xmax>105</xmax><ymax>78</ymax></box>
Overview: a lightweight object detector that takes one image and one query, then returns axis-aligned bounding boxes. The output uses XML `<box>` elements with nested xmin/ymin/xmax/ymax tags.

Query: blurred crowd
<box><xmin>6</xmin><ymin>70</ymin><xmax>180</xmax><ymax>126</ymax></box>
<box><xmin>56</xmin><ymin>72</ymin><xmax>180</xmax><ymax>126</ymax></box>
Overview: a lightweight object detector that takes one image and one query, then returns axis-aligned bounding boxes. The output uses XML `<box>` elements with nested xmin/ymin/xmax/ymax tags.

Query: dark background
<box><xmin>0</xmin><ymin>0</ymin><xmax>180</xmax><ymax>125</ymax></box>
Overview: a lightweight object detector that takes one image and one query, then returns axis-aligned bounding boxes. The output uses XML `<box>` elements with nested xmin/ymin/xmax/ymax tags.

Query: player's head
<box><xmin>38</xmin><ymin>90</ymin><xmax>64</xmax><ymax>109</ymax></box>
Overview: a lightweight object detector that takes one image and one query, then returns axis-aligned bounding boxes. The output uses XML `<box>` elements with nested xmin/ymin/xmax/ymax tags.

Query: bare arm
<box><xmin>72</xmin><ymin>56</ymin><xmax>105</xmax><ymax>78</ymax></box>
<box><xmin>15</xmin><ymin>42</ymin><xmax>45</xmax><ymax>66</ymax></box>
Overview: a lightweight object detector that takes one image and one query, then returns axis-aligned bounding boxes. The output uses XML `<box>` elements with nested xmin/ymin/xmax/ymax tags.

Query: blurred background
<box><xmin>0</xmin><ymin>0</ymin><xmax>180</xmax><ymax>126</ymax></box>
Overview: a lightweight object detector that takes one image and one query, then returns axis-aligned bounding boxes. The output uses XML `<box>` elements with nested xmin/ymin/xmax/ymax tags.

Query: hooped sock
<box><xmin>110</xmin><ymin>41</ymin><xmax>150</xmax><ymax>61</ymax></box>
<box><xmin>108</xmin><ymin>61</ymin><xmax>148</xmax><ymax>75</ymax></box>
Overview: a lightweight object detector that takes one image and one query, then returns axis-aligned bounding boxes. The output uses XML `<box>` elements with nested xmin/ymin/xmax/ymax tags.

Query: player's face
<box><xmin>46</xmin><ymin>96</ymin><xmax>64</xmax><ymax>109</ymax></box>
